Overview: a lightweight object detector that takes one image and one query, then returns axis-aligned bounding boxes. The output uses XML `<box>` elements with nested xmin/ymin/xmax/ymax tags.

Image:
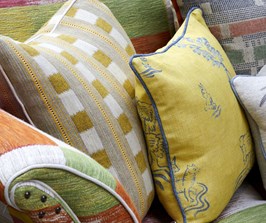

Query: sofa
<box><xmin>0</xmin><ymin>0</ymin><xmax>266</xmax><ymax>223</ymax></box>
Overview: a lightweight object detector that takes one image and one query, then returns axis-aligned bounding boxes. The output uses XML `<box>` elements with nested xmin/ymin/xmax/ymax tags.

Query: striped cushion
<box><xmin>0</xmin><ymin>109</ymin><xmax>140</xmax><ymax>223</ymax></box>
<box><xmin>0</xmin><ymin>0</ymin><xmax>154</xmax><ymax>219</ymax></box>
<box><xmin>172</xmin><ymin>0</ymin><xmax>266</xmax><ymax>75</ymax></box>
<box><xmin>0</xmin><ymin>0</ymin><xmax>175</xmax><ymax>54</ymax></box>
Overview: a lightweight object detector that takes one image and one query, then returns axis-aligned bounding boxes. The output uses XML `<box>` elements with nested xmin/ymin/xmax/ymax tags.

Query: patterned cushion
<box><xmin>231</xmin><ymin>74</ymin><xmax>266</xmax><ymax>191</ymax></box>
<box><xmin>0</xmin><ymin>0</ymin><xmax>154</xmax><ymax>219</ymax></box>
<box><xmin>0</xmin><ymin>0</ymin><xmax>175</xmax><ymax>54</ymax></box>
<box><xmin>172</xmin><ymin>0</ymin><xmax>266</xmax><ymax>75</ymax></box>
<box><xmin>0</xmin><ymin>109</ymin><xmax>140</xmax><ymax>223</ymax></box>
<box><xmin>130</xmin><ymin>8</ymin><xmax>254</xmax><ymax>223</ymax></box>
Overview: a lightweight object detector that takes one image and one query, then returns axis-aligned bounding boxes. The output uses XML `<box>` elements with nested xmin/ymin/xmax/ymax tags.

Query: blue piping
<box><xmin>129</xmin><ymin>7</ymin><xmax>201</xmax><ymax>223</ymax></box>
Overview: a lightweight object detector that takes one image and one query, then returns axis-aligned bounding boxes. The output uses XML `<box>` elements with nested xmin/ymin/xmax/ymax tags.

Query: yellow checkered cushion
<box><xmin>130</xmin><ymin>8</ymin><xmax>254</xmax><ymax>223</ymax></box>
<box><xmin>0</xmin><ymin>0</ymin><xmax>154</xmax><ymax>218</ymax></box>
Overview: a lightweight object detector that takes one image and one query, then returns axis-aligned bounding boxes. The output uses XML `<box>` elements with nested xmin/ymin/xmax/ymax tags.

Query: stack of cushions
<box><xmin>0</xmin><ymin>0</ymin><xmax>175</xmax><ymax>54</ymax></box>
<box><xmin>130</xmin><ymin>7</ymin><xmax>254</xmax><ymax>223</ymax></box>
<box><xmin>0</xmin><ymin>0</ymin><xmax>154</xmax><ymax>220</ymax></box>
<box><xmin>231</xmin><ymin>72</ymin><xmax>266</xmax><ymax>190</ymax></box>
<box><xmin>0</xmin><ymin>109</ymin><xmax>140</xmax><ymax>223</ymax></box>
<box><xmin>171</xmin><ymin>0</ymin><xmax>266</xmax><ymax>75</ymax></box>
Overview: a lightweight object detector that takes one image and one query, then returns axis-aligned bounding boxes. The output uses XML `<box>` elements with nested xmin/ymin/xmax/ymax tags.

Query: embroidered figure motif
<box><xmin>235</xmin><ymin>133</ymin><xmax>254</xmax><ymax>190</ymax></box>
<box><xmin>199</xmin><ymin>83</ymin><xmax>221</xmax><ymax>118</ymax></box>
<box><xmin>139</xmin><ymin>57</ymin><xmax>162</xmax><ymax>78</ymax></box>
<box><xmin>137</xmin><ymin>100</ymin><xmax>210</xmax><ymax>217</ymax></box>
<box><xmin>176</xmin><ymin>37</ymin><xmax>232</xmax><ymax>78</ymax></box>
<box><xmin>260</xmin><ymin>86</ymin><xmax>266</xmax><ymax>107</ymax></box>
<box><xmin>175</xmin><ymin>164</ymin><xmax>210</xmax><ymax>217</ymax></box>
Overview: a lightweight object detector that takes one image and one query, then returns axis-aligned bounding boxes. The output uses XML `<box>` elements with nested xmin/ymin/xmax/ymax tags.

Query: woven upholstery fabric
<box><xmin>0</xmin><ymin>0</ymin><xmax>67</xmax><ymax>42</ymax></box>
<box><xmin>0</xmin><ymin>109</ymin><xmax>140</xmax><ymax>223</ymax></box>
<box><xmin>173</xmin><ymin>0</ymin><xmax>266</xmax><ymax>75</ymax></box>
<box><xmin>231</xmin><ymin>75</ymin><xmax>266</xmax><ymax>191</ymax></box>
<box><xmin>0</xmin><ymin>0</ymin><xmax>175</xmax><ymax>54</ymax></box>
<box><xmin>0</xmin><ymin>0</ymin><xmax>154</xmax><ymax>218</ymax></box>
<box><xmin>130</xmin><ymin>8</ymin><xmax>254</xmax><ymax>223</ymax></box>
<box><xmin>101</xmin><ymin>0</ymin><xmax>175</xmax><ymax>54</ymax></box>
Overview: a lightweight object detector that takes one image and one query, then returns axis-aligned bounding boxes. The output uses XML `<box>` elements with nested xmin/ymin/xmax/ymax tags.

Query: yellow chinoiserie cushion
<box><xmin>130</xmin><ymin>8</ymin><xmax>254</xmax><ymax>223</ymax></box>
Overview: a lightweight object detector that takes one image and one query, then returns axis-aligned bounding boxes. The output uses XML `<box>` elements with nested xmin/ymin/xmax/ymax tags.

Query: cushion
<box><xmin>214</xmin><ymin>181</ymin><xmax>266</xmax><ymax>222</ymax></box>
<box><xmin>0</xmin><ymin>0</ymin><xmax>154</xmax><ymax>219</ymax></box>
<box><xmin>231</xmin><ymin>75</ymin><xmax>266</xmax><ymax>190</ymax></box>
<box><xmin>130</xmin><ymin>8</ymin><xmax>254</xmax><ymax>223</ymax></box>
<box><xmin>0</xmin><ymin>109</ymin><xmax>140</xmax><ymax>223</ymax></box>
<box><xmin>172</xmin><ymin>0</ymin><xmax>266</xmax><ymax>75</ymax></box>
<box><xmin>0</xmin><ymin>0</ymin><xmax>175</xmax><ymax>54</ymax></box>
<box><xmin>217</xmin><ymin>205</ymin><xmax>266</xmax><ymax>223</ymax></box>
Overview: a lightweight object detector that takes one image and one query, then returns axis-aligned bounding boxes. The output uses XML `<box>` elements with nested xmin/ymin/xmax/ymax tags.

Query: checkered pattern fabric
<box><xmin>0</xmin><ymin>0</ymin><xmax>154</xmax><ymax>218</ymax></box>
<box><xmin>173</xmin><ymin>0</ymin><xmax>266</xmax><ymax>75</ymax></box>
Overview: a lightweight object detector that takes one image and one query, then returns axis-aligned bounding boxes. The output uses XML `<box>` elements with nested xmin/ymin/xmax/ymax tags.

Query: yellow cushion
<box><xmin>130</xmin><ymin>8</ymin><xmax>254</xmax><ymax>223</ymax></box>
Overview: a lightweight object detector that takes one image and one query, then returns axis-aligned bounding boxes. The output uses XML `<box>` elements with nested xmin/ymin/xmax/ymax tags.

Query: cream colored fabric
<box><xmin>231</xmin><ymin>75</ymin><xmax>266</xmax><ymax>190</ymax></box>
<box><xmin>0</xmin><ymin>0</ymin><xmax>154</xmax><ymax>218</ymax></box>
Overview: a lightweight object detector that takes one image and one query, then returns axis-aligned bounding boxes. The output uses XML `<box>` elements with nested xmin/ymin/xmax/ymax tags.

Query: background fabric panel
<box><xmin>174</xmin><ymin>0</ymin><xmax>266</xmax><ymax>75</ymax></box>
<box><xmin>0</xmin><ymin>1</ymin><xmax>67</xmax><ymax>42</ymax></box>
<box><xmin>101</xmin><ymin>0</ymin><xmax>175</xmax><ymax>53</ymax></box>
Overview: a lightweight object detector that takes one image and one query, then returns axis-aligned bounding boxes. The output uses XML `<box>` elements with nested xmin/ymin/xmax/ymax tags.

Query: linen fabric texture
<box><xmin>0</xmin><ymin>0</ymin><xmax>175</xmax><ymax>54</ymax></box>
<box><xmin>172</xmin><ymin>0</ymin><xmax>266</xmax><ymax>75</ymax></box>
<box><xmin>231</xmin><ymin>75</ymin><xmax>266</xmax><ymax>191</ymax></box>
<box><xmin>0</xmin><ymin>109</ymin><xmax>140</xmax><ymax>223</ymax></box>
<box><xmin>130</xmin><ymin>8</ymin><xmax>254</xmax><ymax>223</ymax></box>
<box><xmin>0</xmin><ymin>0</ymin><xmax>154</xmax><ymax>219</ymax></box>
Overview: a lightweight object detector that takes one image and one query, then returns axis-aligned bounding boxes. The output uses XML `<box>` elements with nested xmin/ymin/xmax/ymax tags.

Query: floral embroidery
<box><xmin>176</xmin><ymin>37</ymin><xmax>232</xmax><ymax>78</ymax></box>
<box><xmin>139</xmin><ymin>57</ymin><xmax>162</xmax><ymax>78</ymax></box>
